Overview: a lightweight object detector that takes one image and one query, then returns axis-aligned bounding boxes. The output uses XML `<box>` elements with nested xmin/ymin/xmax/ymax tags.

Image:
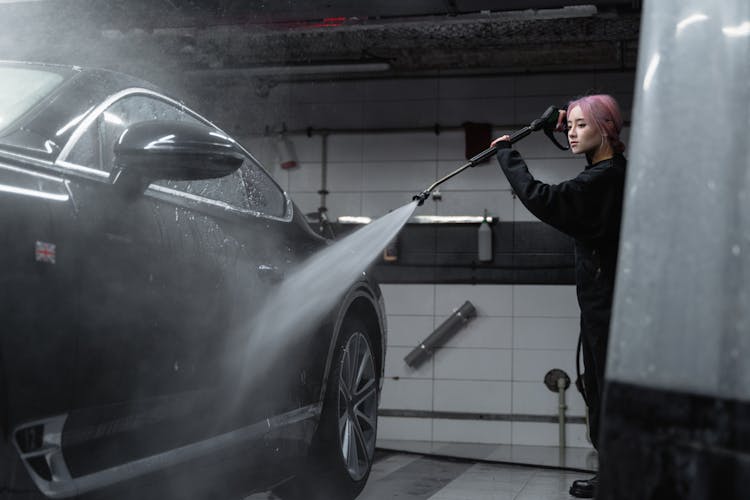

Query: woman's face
<box><xmin>567</xmin><ymin>105</ymin><xmax>602</xmax><ymax>156</ymax></box>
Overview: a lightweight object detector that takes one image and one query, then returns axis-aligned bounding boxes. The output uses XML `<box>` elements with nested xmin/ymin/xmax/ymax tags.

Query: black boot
<box><xmin>569</xmin><ymin>474</ymin><xmax>598</xmax><ymax>498</ymax></box>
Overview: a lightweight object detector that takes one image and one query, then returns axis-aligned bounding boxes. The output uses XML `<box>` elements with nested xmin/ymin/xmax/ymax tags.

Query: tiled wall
<box><xmin>379</xmin><ymin>283</ymin><xmax>589</xmax><ymax>447</ymax></box>
<box><xmin>218</xmin><ymin>70</ymin><xmax>635</xmax><ymax>448</ymax></box>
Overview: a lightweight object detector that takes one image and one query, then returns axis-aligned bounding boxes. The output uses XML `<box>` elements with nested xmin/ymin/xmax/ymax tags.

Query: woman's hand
<box><xmin>555</xmin><ymin>109</ymin><xmax>567</xmax><ymax>132</ymax></box>
<box><xmin>491</xmin><ymin>134</ymin><xmax>511</xmax><ymax>148</ymax></box>
<box><xmin>492</xmin><ymin>107</ymin><xmax>566</xmax><ymax>148</ymax></box>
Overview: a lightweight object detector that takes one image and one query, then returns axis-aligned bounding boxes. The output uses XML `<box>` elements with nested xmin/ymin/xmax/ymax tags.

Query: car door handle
<box><xmin>257</xmin><ymin>264</ymin><xmax>284</xmax><ymax>283</ymax></box>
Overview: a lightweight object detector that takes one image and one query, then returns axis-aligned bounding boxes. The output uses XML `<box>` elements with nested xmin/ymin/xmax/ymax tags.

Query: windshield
<box><xmin>0</xmin><ymin>67</ymin><xmax>65</xmax><ymax>134</ymax></box>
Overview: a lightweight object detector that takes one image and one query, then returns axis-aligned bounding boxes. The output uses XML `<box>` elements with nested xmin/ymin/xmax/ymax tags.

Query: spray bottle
<box><xmin>478</xmin><ymin>209</ymin><xmax>492</xmax><ymax>262</ymax></box>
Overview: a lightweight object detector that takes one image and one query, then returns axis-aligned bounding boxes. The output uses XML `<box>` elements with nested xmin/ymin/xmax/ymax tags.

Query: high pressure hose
<box><xmin>413</xmin><ymin>105</ymin><xmax>567</xmax><ymax>206</ymax></box>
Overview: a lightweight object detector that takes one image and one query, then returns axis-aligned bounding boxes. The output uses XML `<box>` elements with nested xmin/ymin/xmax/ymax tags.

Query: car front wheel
<box><xmin>275</xmin><ymin>318</ymin><xmax>379</xmax><ymax>500</ymax></box>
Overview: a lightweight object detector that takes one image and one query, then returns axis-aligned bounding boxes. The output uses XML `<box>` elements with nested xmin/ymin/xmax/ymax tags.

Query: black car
<box><xmin>0</xmin><ymin>61</ymin><xmax>386</xmax><ymax>500</ymax></box>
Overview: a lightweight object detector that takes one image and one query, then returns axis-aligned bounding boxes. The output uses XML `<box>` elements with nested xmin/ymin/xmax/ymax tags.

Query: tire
<box><xmin>275</xmin><ymin>318</ymin><xmax>380</xmax><ymax>500</ymax></box>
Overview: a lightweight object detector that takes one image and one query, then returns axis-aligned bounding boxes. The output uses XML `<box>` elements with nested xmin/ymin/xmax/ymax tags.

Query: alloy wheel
<box><xmin>337</xmin><ymin>331</ymin><xmax>378</xmax><ymax>481</ymax></box>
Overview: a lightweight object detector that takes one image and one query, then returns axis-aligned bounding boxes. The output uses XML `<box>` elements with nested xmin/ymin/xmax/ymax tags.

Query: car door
<box><xmin>0</xmin><ymin>161</ymin><xmax>82</xmax><ymax>486</ymax></box>
<box><xmin>47</xmin><ymin>93</ymin><xmax>248</xmax><ymax>489</ymax></box>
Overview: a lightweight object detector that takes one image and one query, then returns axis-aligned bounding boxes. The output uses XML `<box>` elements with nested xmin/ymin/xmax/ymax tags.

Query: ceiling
<box><xmin>0</xmin><ymin>0</ymin><xmax>642</xmax><ymax>92</ymax></box>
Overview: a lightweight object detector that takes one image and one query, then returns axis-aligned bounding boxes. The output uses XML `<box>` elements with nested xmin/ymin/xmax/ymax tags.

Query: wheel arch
<box><xmin>318</xmin><ymin>279</ymin><xmax>386</xmax><ymax>406</ymax></box>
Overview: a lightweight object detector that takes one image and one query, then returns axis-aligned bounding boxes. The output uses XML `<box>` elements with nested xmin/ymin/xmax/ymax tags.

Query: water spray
<box><xmin>413</xmin><ymin>105</ymin><xmax>568</xmax><ymax>205</ymax></box>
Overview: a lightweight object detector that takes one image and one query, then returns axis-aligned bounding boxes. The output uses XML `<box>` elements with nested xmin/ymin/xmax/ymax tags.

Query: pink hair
<box><xmin>567</xmin><ymin>94</ymin><xmax>625</xmax><ymax>153</ymax></box>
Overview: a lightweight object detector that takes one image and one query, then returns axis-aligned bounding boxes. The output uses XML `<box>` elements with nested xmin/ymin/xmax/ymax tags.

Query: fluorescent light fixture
<box><xmin>409</xmin><ymin>215</ymin><xmax>494</xmax><ymax>224</ymax></box>
<box><xmin>338</xmin><ymin>216</ymin><xmax>373</xmax><ymax>224</ymax></box>
<box><xmin>337</xmin><ymin>215</ymin><xmax>494</xmax><ymax>225</ymax></box>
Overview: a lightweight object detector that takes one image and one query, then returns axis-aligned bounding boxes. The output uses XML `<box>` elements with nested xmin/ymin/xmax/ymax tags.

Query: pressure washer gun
<box><xmin>413</xmin><ymin>105</ymin><xmax>568</xmax><ymax>206</ymax></box>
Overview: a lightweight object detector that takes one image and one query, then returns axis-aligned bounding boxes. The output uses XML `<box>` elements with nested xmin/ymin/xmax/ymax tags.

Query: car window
<box><xmin>0</xmin><ymin>67</ymin><xmax>64</xmax><ymax>134</ymax></box>
<box><xmin>65</xmin><ymin>94</ymin><xmax>286</xmax><ymax>217</ymax></box>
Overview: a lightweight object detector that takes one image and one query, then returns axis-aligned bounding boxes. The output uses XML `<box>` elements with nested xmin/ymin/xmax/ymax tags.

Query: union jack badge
<box><xmin>35</xmin><ymin>241</ymin><xmax>56</xmax><ymax>264</ymax></box>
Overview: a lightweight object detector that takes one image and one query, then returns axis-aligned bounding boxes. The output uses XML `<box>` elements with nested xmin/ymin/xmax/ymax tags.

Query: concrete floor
<box><xmin>247</xmin><ymin>449</ymin><xmax>596</xmax><ymax>500</ymax></box>
<box><xmin>358</xmin><ymin>452</ymin><xmax>593</xmax><ymax>500</ymax></box>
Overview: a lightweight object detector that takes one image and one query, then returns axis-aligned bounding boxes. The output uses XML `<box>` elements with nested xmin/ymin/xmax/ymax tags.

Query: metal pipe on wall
<box><xmin>558</xmin><ymin>376</ymin><xmax>567</xmax><ymax>464</ymax></box>
<box><xmin>544</xmin><ymin>368</ymin><xmax>571</xmax><ymax>457</ymax></box>
<box><xmin>404</xmin><ymin>301</ymin><xmax>477</xmax><ymax>368</ymax></box>
<box><xmin>319</xmin><ymin>132</ymin><xmax>328</xmax><ymax>217</ymax></box>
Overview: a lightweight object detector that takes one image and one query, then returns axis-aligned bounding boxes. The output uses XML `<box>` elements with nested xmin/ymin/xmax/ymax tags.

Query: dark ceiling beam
<box><xmin>0</xmin><ymin>1</ymin><xmax>640</xmax><ymax>93</ymax></box>
<box><xmin>0</xmin><ymin>0</ymin><xmax>642</xmax><ymax>31</ymax></box>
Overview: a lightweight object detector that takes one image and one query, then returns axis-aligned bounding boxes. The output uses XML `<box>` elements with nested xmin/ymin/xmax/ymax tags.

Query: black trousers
<box><xmin>580</xmin><ymin>317</ymin><xmax>610</xmax><ymax>450</ymax></box>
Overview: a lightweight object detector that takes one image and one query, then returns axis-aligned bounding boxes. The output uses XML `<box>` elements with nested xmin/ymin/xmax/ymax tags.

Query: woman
<box><xmin>492</xmin><ymin>94</ymin><xmax>627</xmax><ymax>499</ymax></box>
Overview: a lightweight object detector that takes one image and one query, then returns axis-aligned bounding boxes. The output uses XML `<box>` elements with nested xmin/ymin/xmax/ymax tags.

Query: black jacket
<box><xmin>496</xmin><ymin>148</ymin><xmax>627</xmax><ymax>336</ymax></box>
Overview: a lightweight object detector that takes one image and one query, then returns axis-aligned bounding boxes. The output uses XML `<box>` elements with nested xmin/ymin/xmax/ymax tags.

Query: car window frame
<box><xmin>55</xmin><ymin>87</ymin><xmax>293</xmax><ymax>223</ymax></box>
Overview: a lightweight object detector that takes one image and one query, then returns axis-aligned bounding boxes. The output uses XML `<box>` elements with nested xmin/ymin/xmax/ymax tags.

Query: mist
<box><xmin>238</xmin><ymin>201</ymin><xmax>417</xmax><ymax>389</ymax></box>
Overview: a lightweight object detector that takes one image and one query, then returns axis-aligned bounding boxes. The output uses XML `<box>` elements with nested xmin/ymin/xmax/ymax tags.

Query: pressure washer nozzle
<box><xmin>413</xmin><ymin>190</ymin><xmax>430</xmax><ymax>206</ymax></box>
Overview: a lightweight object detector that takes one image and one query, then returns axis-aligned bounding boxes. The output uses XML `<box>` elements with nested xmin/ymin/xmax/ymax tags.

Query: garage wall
<box><xmin>224</xmin><ymin>69</ymin><xmax>634</xmax><ymax>448</ymax></box>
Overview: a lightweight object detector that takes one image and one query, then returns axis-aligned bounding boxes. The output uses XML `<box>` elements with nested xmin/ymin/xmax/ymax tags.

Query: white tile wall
<box><xmin>377</xmin><ymin>284</ymin><xmax>588</xmax><ymax>447</ymax></box>
<box><xmin>362</xmin><ymin>161</ymin><xmax>437</xmax><ymax>192</ymax></box>
<box><xmin>363</xmin><ymin>132</ymin><xmax>439</xmax><ymax>161</ymax></box>
<box><xmin>231</xmin><ymin>70</ymin><xmax>635</xmax><ymax>450</ymax></box>
<box><xmin>288</xmin><ymin>133</ymin><xmax>323</xmax><ymax>162</ymax></box>
<box><xmin>387</xmin><ymin>315</ymin><xmax>437</xmax><ymax>347</ymax></box>
<box><xmin>363</xmin><ymin>100</ymin><xmax>437</xmax><ymax>128</ymax></box>
<box><xmin>386</xmin><ymin>346</ymin><xmax>434</xmax><ymax>379</ymax></box>
<box><xmin>378</xmin><ymin>417</ymin><xmax>433</xmax><ymax>441</ymax></box>
<box><xmin>436</xmin><ymin>189</ymin><xmax>514</xmax><ymax>220</ymax></box>
<box><xmin>435</xmin><ymin>284</ymin><xmax>513</xmax><ymax>316</ymax></box>
<box><xmin>327</xmin><ymin>161</ymin><xmax>365</xmax><ymax>191</ymax></box>
<box><xmin>434</xmin><ymin>316</ymin><xmax>513</xmax><ymax>349</ymax></box>
<box><xmin>303</xmin><ymin>100</ymin><xmax>365</xmax><ymax>129</ymax></box>
<box><xmin>433</xmin><ymin>348</ymin><xmax>512</xmax><ymax>381</ymax></box>
<box><xmin>512</xmin><ymin>349</ymin><xmax>578</xmax><ymax>383</ymax></box>
<box><xmin>513</xmin><ymin>286</ymin><xmax>579</xmax><ymax>318</ymax></box>
<box><xmin>325</xmin><ymin>192</ymin><xmax>363</xmax><ymax>219</ymax></box>
<box><xmin>433</xmin><ymin>419</ymin><xmax>512</xmax><ymax>444</ymax></box>
<box><xmin>434</xmin><ymin>380</ymin><xmax>512</xmax><ymax>413</ymax></box>
<box><xmin>513</xmin><ymin>317</ymin><xmax>579</xmax><ymax>350</ymax></box>
<box><xmin>381</xmin><ymin>284</ymin><xmax>435</xmax><ymax>316</ymax></box>
<box><xmin>327</xmin><ymin>134</ymin><xmax>364</xmax><ymax>162</ymax></box>
<box><xmin>380</xmin><ymin>378</ymin><xmax>433</xmax><ymax>411</ymax></box>
<box><xmin>436</xmin><ymin>130</ymin><xmax>468</xmax><ymax>160</ymax></box>
<box><xmin>436</xmin><ymin>160</ymin><xmax>511</xmax><ymax>190</ymax></box>
<box><xmin>287</xmin><ymin>161</ymin><xmax>323</xmax><ymax>192</ymax></box>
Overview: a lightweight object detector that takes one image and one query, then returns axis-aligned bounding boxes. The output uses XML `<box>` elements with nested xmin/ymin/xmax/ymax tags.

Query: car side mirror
<box><xmin>110</xmin><ymin>120</ymin><xmax>244</xmax><ymax>196</ymax></box>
